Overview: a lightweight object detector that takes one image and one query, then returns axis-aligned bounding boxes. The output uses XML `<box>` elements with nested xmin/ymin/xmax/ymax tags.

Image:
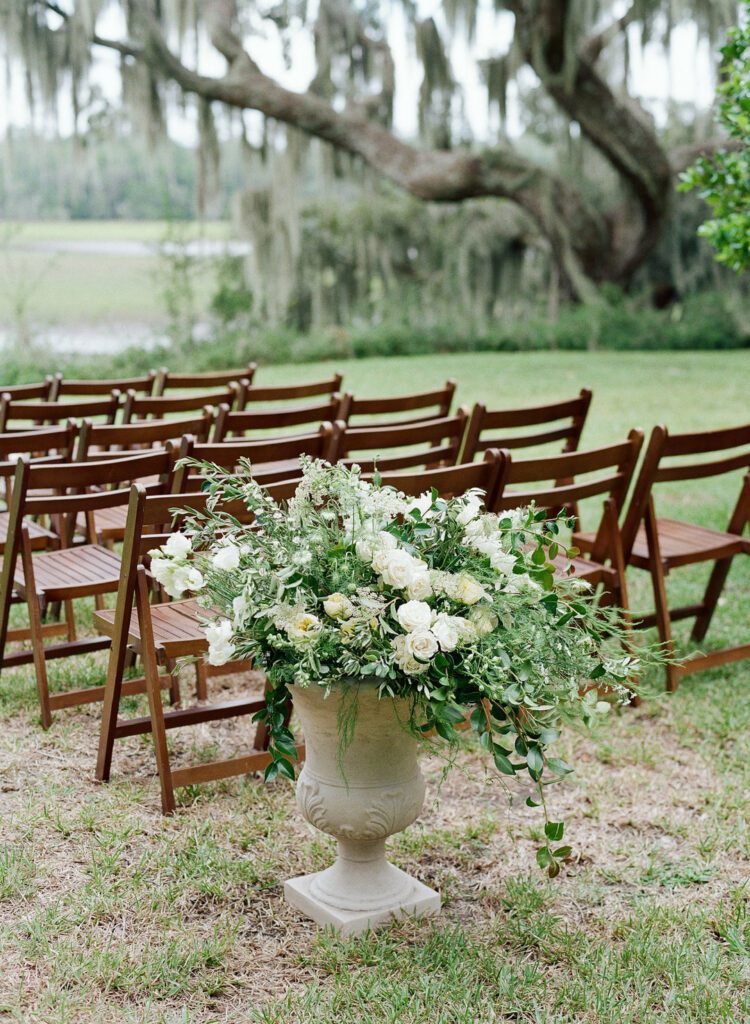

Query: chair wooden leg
<box><xmin>64</xmin><ymin>599</ymin><xmax>77</xmax><ymax>642</ymax></box>
<box><xmin>165</xmin><ymin>657</ymin><xmax>181</xmax><ymax>705</ymax></box>
<box><xmin>690</xmin><ymin>556</ymin><xmax>734</xmax><ymax>643</ymax></box>
<box><xmin>136</xmin><ymin>571</ymin><xmax>176</xmax><ymax>814</ymax></box>
<box><xmin>20</xmin><ymin>534</ymin><xmax>52</xmax><ymax>728</ymax></box>
<box><xmin>195</xmin><ymin>661</ymin><xmax>208</xmax><ymax>702</ymax></box>
<box><xmin>644</xmin><ymin>502</ymin><xmax>679</xmax><ymax>692</ymax></box>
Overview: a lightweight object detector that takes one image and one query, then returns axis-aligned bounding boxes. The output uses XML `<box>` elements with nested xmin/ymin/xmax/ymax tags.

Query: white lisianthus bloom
<box><xmin>204</xmin><ymin>619</ymin><xmax>235</xmax><ymax>666</ymax></box>
<box><xmin>406</xmin><ymin>492</ymin><xmax>433</xmax><ymax>517</ymax></box>
<box><xmin>377</xmin><ymin>549</ymin><xmax>428</xmax><ymax>590</ymax></box>
<box><xmin>211</xmin><ymin>542</ymin><xmax>241</xmax><ymax>572</ymax></box>
<box><xmin>392</xmin><ymin>635</ymin><xmax>429</xmax><ymax>675</ymax></box>
<box><xmin>469</xmin><ymin>604</ymin><xmax>499</xmax><ymax>635</ymax></box>
<box><xmin>232</xmin><ymin>594</ymin><xmax>249</xmax><ymax>629</ymax></box>
<box><xmin>504</xmin><ymin>573</ymin><xmax>542</xmax><ymax>595</ymax></box>
<box><xmin>453</xmin><ymin>573</ymin><xmax>486</xmax><ymax>605</ymax></box>
<box><xmin>397</xmin><ymin>600</ymin><xmax>432</xmax><ymax>633</ymax></box>
<box><xmin>406</xmin><ymin>571</ymin><xmax>433</xmax><ymax>601</ymax></box>
<box><xmin>355</xmin><ymin>536</ymin><xmax>375</xmax><ymax>562</ymax></box>
<box><xmin>151</xmin><ymin>558</ymin><xmax>204</xmax><ymax>599</ymax></box>
<box><xmin>595</xmin><ymin>700</ymin><xmax>611</xmax><ymax>714</ymax></box>
<box><xmin>456</xmin><ymin>494</ymin><xmax>483</xmax><ymax>526</ymax></box>
<box><xmin>323</xmin><ymin>593</ymin><xmax>354</xmax><ymax>620</ymax></box>
<box><xmin>489</xmin><ymin>549</ymin><xmax>517</xmax><ymax>576</ymax></box>
<box><xmin>286</xmin><ymin>612</ymin><xmax>322</xmax><ymax>643</ymax></box>
<box><xmin>430</xmin><ymin>612</ymin><xmax>464</xmax><ymax>652</ymax></box>
<box><xmin>164</xmin><ymin>532</ymin><xmax>192</xmax><ymax>558</ymax></box>
<box><xmin>404</xmin><ymin>627</ymin><xmax>439</xmax><ymax>663</ymax></box>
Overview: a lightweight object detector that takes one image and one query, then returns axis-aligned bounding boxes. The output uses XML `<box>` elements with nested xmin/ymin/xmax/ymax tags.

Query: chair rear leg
<box><xmin>644</xmin><ymin>504</ymin><xmax>679</xmax><ymax>692</ymax></box>
<box><xmin>136</xmin><ymin>570</ymin><xmax>176</xmax><ymax>814</ymax></box>
<box><xmin>20</xmin><ymin>534</ymin><xmax>52</xmax><ymax>728</ymax></box>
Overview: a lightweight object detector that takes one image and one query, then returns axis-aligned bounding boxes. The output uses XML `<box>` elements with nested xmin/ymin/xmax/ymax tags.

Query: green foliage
<box><xmin>681</xmin><ymin>3</ymin><xmax>750</xmax><ymax>272</ymax></box>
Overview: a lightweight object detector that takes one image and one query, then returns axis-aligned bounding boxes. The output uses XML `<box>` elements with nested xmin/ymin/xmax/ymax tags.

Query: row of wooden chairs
<box><xmin>0</xmin><ymin>373</ymin><xmax>595</xmax><ymax>465</ymax></box>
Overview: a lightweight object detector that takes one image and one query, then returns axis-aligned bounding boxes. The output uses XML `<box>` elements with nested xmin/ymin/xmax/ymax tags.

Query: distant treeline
<box><xmin>0</xmin><ymin>130</ymin><xmax>247</xmax><ymax>221</ymax></box>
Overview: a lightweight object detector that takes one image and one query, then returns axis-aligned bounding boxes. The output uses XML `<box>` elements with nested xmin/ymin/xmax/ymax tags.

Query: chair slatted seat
<box><xmin>576</xmin><ymin>422</ymin><xmax>750</xmax><ymax>691</ymax></box>
<box><xmin>461</xmin><ymin>389</ymin><xmax>592</xmax><ymax>462</ymax></box>
<box><xmin>338</xmin><ymin>380</ymin><xmax>456</xmax><ymax>429</ymax></box>
<box><xmin>95</xmin><ymin>483</ymin><xmax>303</xmax><ymax>814</ymax></box>
<box><xmin>330</xmin><ymin>413</ymin><xmax>468</xmax><ymax>474</ymax></box>
<box><xmin>155</xmin><ymin>363</ymin><xmax>257</xmax><ymax>394</ymax></box>
<box><xmin>0</xmin><ymin>450</ymin><xmax>176</xmax><ymax>726</ymax></box>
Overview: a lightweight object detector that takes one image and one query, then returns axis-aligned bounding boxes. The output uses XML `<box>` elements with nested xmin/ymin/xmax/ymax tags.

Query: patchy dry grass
<box><xmin>1</xmin><ymin>353</ymin><xmax>750</xmax><ymax>1022</ymax></box>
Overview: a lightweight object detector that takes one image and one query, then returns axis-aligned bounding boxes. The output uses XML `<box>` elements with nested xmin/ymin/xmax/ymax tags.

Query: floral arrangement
<box><xmin>150</xmin><ymin>458</ymin><xmax>638</xmax><ymax>874</ymax></box>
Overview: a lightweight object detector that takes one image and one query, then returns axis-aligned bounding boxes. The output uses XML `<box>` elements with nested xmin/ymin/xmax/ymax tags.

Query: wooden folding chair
<box><xmin>329</xmin><ymin>413</ymin><xmax>468</xmax><ymax>474</ymax></box>
<box><xmin>0</xmin><ymin>392</ymin><xmax>121</xmax><ymax>432</ymax></box>
<box><xmin>495</xmin><ymin>432</ymin><xmax>645</xmax><ymax>701</ymax></box>
<box><xmin>176</xmin><ymin>424</ymin><xmax>335</xmax><ymax>489</ymax></box>
<box><xmin>50</xmin><ymin>372</ymin><xmax>158</xmax><ymax>399</ymax></box>
<box><xmin>586</xmin><ymin>423</ymin><xmax>750</xmax><ymax>691</ymax></box>
<box><xmin>73</xmin><ymin>413</ymin><xmax>215</xmax><ymax>545</ymax></box>
<box><xmin>155</xmin><ymin>362</ymin><xmax>258</xmax><ymax>394</ymax></box>
<box><xmin>94</xmin><ymin>481</ymin><xmax>303</xmax><ymax>814</ymax></box>
<box><xmin>0</xmin><ymin>450</ymin><xmax>175</xmax><ymax>726</ymax></box>
<box><xmin>461</xmin><ymin>389</ymin><xmax>592</xmax><ymax>462</ymax></box>
<box><xmin>121</xmin><ymin>385</ymin><xmax>243</xmax><ymax>424</ymax></box>
<box><xmin>0</xmin><ymin>379</ymin><xmax>55</xmax><ymax>401</ymax></box>
<box><xmin>212</xmin><ymin>396</ymin><xmax>343</xmax><ymax>440</ymax></box>
<box><xmin>338</xmin><ymin>380</ymin><xmax>456</xmax><ymax>429</ymax></box>
<box><xmin>376</xmin><ymin>448</ymin><xmax>504</xmax><ymax>504</ymax></box>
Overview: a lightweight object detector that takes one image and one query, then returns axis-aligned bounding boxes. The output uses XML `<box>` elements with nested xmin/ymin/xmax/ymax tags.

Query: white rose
<box><xmin>404</xmin><ymin>627</ymin><xmax>439</xmax><ymax>664</ymax></box>
<box><xmin>397</xmin><ymin>600</ymin><xmax>432</xmax><ymax>633</ymax></box>
<box><xmin>378</xmin><ymin>550</ymin><xmax>427</xmax><ymax>590</ymax></box>
<box><xmin>454</xmin><ymin>573</ymin><xmax>485</xmax><ymax>605</ymax></box>
<box><xmin>211</xmin><ymin>542</ymin><xmax>241</xmax><ymax>572</ymax></box>
<box><xmin>286</xmin><ymin>612</ymin><xmax>322</xmax><ymax>643</ymax></box>
<box><xmin>469</xmin><ymin>604</ymin><xmax>498</xmax><ymax>635</ymax></box>
<box><xmin>204</xmin><ymin>618</ymin><xmax>235</xmax><ymax>666</ymax></box>
<box><xmin>164</xmin><ymin>532</ymin><xmax>191</xmax><ymax>558</ymax></box>
<box><xmin>504</xmin><ymin>573</ymin><xmax>541</xmax><ymax>595</ymax></box>
<box><xmin>355</xmin><ymin>537</ymin><xmax>375</xmax><ymax>562</ymax></box>
<box><xmin>407</xmin><ymin>571</ymin><xmax>433</xmax><ymax>601</ymax></box>
<box><xmin>324</xmin><ymin>593</ymin><xmax>353</xmax><ymax>619</ymax></box>
<box><xmin>392</xmin><ymin>635</ymin><xmax>429</xmax><ymax>676</ymax></box>
<box><xmin>430</xmin><ymin>612</ymin><xmax>463</xmax><ymax>652</ymax></box>
<box><xmin>456</xmin><ymin>495</ymin><xmax>483</xmax><ymax>526</ymax></box>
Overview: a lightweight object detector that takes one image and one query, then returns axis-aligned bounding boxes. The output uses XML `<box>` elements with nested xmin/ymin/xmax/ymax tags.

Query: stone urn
<box><xmin>284</xmin><ymin>681</ymin><xmax>441</xmax><ymax>935</ymax></box>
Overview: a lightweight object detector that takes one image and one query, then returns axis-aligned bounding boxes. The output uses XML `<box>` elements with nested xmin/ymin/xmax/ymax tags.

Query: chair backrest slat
<box><xmin>338</xmin><ymin>380</ymin><xmax>455</xmax><ymax>428</ymax></box>
<box><xmin>0</xmin><ymin>379</ymin><xmax>54</xmax><ymax>401</ymax></box>
<box><xmin>462</xmin><ymin>389</ymin><xmax>592</xmax><ymax>461</ymax></box>
<box><xmin>330</xmin><ymin>413</ymin><xmax>467</xmax><ymax>473</ymax></box>
<box><xmin>155</xmin><ymin>363</ymin><xmax>257</xmax><ymax>393</ymax></box>
<box><xmin>212</xmin><ymin>398</ymin><xmax>341</xmax><ymax>439</ymax></box>
<box><xmin>242</xmin><ymin>374</ymin><xmax>343</xmax><ymax>404</ymax></box>
<box><xmin>122</xmin><ymin>387</ymin><xmax>239</xmax><ymax>422</ymax></box>
<box><xmin>0</xmin><ymin>424</ymin><xmax>77</xmax><ymax>480</ymax></box>
<box><xmin>76</xmin><ymin>411</ymin><xmax>213</xmax><ymax>458</ymax></box>
<box><xmin>175</xmin><ymin>426</ymin><xmax>333</xmax><ymax>489</ymax></box>
<box><xmin>375</xmin><ymin>450</ymin><xmax>503</xmax><ymax>504</ymax></box>
<box><xmin>0</xmin><ymin>392</ymin><xmax>121</xmax><ymax>431</ymax></box>
<box><xmin>51</xmin><ymin>372</ymin><xmax>157</xmax><ymax>398</ymax></box>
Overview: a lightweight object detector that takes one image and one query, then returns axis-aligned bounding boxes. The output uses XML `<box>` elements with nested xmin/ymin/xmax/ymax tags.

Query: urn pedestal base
<box><xmin>284</xmin><ymin>865</ymin><xmax>440</xmax><ymax>936</ymax></box>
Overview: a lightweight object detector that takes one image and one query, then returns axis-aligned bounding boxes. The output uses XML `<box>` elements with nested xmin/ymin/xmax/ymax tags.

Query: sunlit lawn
<box><xmin>1</xmin><ymin>350</ymin><xmax>749</xmax><ymax>1022</ymax></box>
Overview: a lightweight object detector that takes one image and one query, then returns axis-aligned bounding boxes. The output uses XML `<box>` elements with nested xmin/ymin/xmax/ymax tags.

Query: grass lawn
<box><xmin>1</xmin><ymin>351</ymin><xmax>750</xmax><ymax>1022</ymax></box>
<box><xmin>0</xmin><ymin>221</ymin><xmax>230</xmax><ymax>326</ymax></box>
